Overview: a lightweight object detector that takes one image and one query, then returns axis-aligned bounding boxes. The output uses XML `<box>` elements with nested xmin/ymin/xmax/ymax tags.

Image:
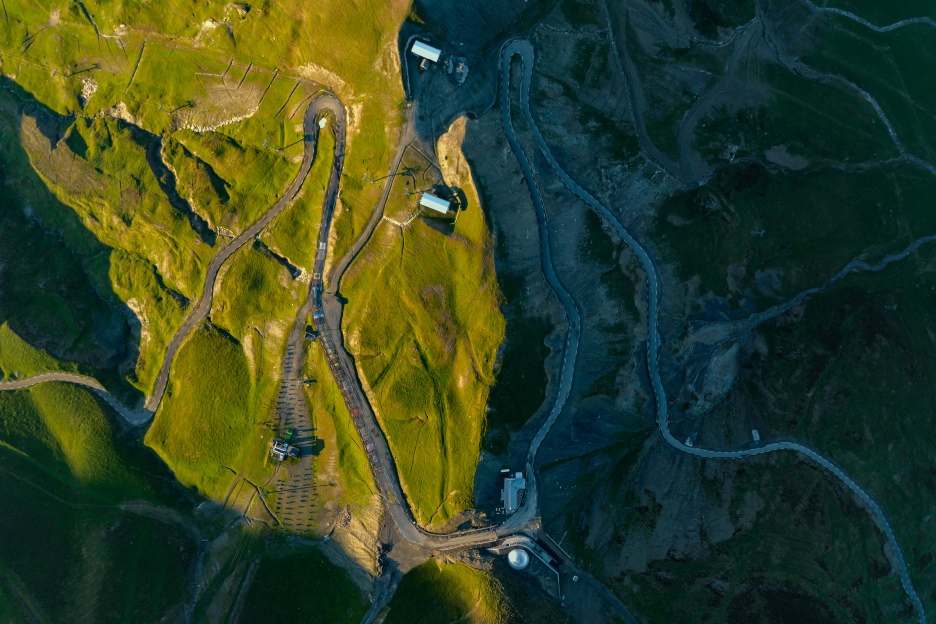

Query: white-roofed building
<box><xmin>411</xmin><ymin>40</ymin><xmax>442</xmax><ymax>63</ymax></box>
<box><xmin>501</xmin><ymin>472</ymin><xmax>526</xmax><ymax>514</ymax></box>
<box><xmin>420</xmin><ymin>192</ymin><xmax>451</xmax><ymax>214</ymax></box>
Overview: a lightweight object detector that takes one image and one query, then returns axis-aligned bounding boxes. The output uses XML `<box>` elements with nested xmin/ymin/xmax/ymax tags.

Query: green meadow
<box><xmin>341</xmin><ymin>122</ymin><xmax>505</xmax><ymax>527</ymax></box>
<box><xmin>385</xmin><ymin>560</ymin><xmax>512</xmax><ymax>624</ymax></box>
<box><xmin>262</xmin><ymin>126</ymin><xmax>334</xmax><ymax>271</ymax></box>
<box><xmin>0</xmin><ymin>0</ymin><xmax>411</xmax><ymax>395</ymax></box>
<box><xmin>0</xmin><ymin>384</ymin><xmax>195</xmax><ymax>622</ymax></box>
<box><xmin>238</xmin><ymin>548</ymin><xmax>368</xmax><ymax>624</ymax></box>
<box><xmin>146</xmin><ymin>247</ymin><xmax>303</xmax><ymax>500</ymax></box>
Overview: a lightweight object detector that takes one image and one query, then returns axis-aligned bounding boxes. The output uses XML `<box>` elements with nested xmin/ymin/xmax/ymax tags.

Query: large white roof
<box><xmin>411</xmin><ymin>40</ymin><xmax>442</xmax><ymax>63</ymax></box>
<box><xmin>420</xmin><ymin>193</ymin><xmax>450</xmax><ymax>213</ymax></box>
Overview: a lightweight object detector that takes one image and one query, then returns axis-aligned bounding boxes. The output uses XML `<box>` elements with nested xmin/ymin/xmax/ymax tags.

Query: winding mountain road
<box><xmin>144</xmin><ymin>94</ymin><xmax>341</xmax><ymax>414</ymax></box>
<box><xmin>495</xmin><ymin>39</ymin><xmax>582</xmax><ymax>537</ymax></box>
<box><xmin>504</xmin><ymin>38</ymin><xmax>927</xmax><ymax>624</ymax></box>
<box><xmin>2</xmin><ymin>36</ymin><xmax>926</xmax><ymax>624</ymax></box>
<box><xmin>0</xmin><ymin>94</ymin><xmax>334</xmax><ymax>422</ymax></box>
<box><xmin>0</xmin><ymin>372</ymin><xmax>151</xmax><ymax>425</ymax></box>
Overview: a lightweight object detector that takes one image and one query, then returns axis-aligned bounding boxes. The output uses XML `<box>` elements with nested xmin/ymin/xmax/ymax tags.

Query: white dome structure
<box><xmin>507</xmin><ymin>548</ymin><xmax>530</xmax><ymax>570</ymax></box>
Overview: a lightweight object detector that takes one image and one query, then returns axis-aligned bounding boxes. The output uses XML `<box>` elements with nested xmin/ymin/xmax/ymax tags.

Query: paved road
<box><xmin>145</xmin><ymin>95</ymin><xmax>337</xmax><ymax>413</ymax></box>
<box><xmin>324</xmin><ymin>115</ymin><xmax>414</xmax><ymax>296</ymax></box>
<box><xmin>496</xmin><ymin>39</ymin><xmax>582</xmax><ymax>537</ymax></box>
<box><xmin>361</xmin><ymin>567</ymin><xmax>403</xmax><ymax>624</ymax></box>
<box><xmin>0</xmin><ymin>94</ymin><xmax>332</xmax><ymax>424</ymax></box>
<box><xmin>0</xmin><ymin>372</ymin><xmax>151</xmax><ymax>425</ymax></box>
<box><xmin>504</xmin><ymin>38</ymin><xmax>927</xmax><ymax>624</ymax></box>
<box><xmin>805</xmin><ymin>2</ymin><xmax>936</xmax><ymax>33</ymax></box>
<box><xmin>306</xmin><ymin>303</ymin><xmax>502</xmax><ymax>549</ymax></box>
<box><xmin>288</xmin><ymin>95</ymin><xmax>503</xmax><ymax>551</ymax></box>
<box><xmin>7</xmin><ymin>40</ymin><xmax>922</xmax><ymax>623</ymax></box>
<box><xmin>301</xmin><ymin>56</ymin><xmax>587</xmax><ymax>548</ymax></box>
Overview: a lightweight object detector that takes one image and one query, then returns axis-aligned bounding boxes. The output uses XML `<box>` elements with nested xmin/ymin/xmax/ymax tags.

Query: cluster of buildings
<box><xmin>407</xmin><ymin>36</ymin><xmax>469</xmax><ymax>219</ymax></box>
<box><xmin>409</xmin><ymin>39</ymin><xmax>469</xmax><ymax>84</ymax></box>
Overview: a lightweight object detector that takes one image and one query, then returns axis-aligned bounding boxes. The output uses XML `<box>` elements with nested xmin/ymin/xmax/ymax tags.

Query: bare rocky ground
<box><xmin>388</xmin><ymin>0</ymin><xmax>934</xmax><ymax>621</ymax></box>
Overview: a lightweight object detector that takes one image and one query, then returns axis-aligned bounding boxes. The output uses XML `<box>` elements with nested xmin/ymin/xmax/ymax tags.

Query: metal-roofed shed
<box><xmin>420</xmin><ymin>193</ymin><xmax>451</xmax><ymax>214</ymax></box>
<box><xmin>411</xmin><ymin>40</ymin><xmax>442</xmax><ymax>63</ymax></box>
<box><xmin>501</xmin><ymin>472</ymin><xmax>526</xmax><ymax>514</ymax></box>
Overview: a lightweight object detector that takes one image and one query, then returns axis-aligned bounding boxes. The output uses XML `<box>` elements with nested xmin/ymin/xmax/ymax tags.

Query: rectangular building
<box><xmin>411</xmin><ymin>40</ymin><xmax>442</xmax><ymax>63</ymax></box>
<box><xmin>501</xmin><ymin>472</ymin><xmax>526</xmax><ymax>514</ymax></box>
<box><xmin>420</xmin><ymin>192</ymin><xmax>451</xmax><ymax>214</ymax></box>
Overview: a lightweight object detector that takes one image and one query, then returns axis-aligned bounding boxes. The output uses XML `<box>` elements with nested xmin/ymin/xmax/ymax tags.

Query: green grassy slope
<box><xmin>0</xmin><ymin>324</ymin><xmax>81</xmax><ymax>381</ymax></box>
<box><xmin>0</xmin><ymin>384</ymin><xmax>195</xmax><ymax>622</ymax></box>
<box><xmin>342</xmin><ymin>127</ymin><xmax>505</xmax><ymax>526</ymax></box>
<box><xmin>385</xmin><ymin>560</ymin><xmax>513</xmax><ymax>624</ymax></box>
<box><xmin>0</xmin><ymin>0</ymin><xmax>408</xmax><ymax>125</ymax></box>
<box><xmin>0</xmin><ymin>92</ymin><xmax>134</xmax><ymax>387</ymax></box>
<box><xmin>0</xmin><ymin>0</ymin><xmax>473</xmax><ymax>617</ymax></box>
<box><xmin>384</xmin><ymin>558</ymin><xmax>572</xmax><ymax>624</ymax></box>
<box><xmin>173</xmin><ymin>129</ymin><xmax>300</xmax><ymax>234</ymax></box>
<box><xmin>0</xmin><ymin>89</ymin><xmax>207</xmax><ymax>395</ymax></box>
<box><xmin>344</xmin><ymin>217</ymin><xmax>504</xmax><ymax>526</ymax></box>
<box><xmin>144</xmin><ymin>325</ymin><xmax>257</xmax><ymax>499</ymax></box>
<box><xmin>238</xmin><ymin>548</ymin><xmax>368</xmax><ymax>624</ymax></box>
<box><xmin>146</xmin><ymin>248</ymin><xmax>303</xmax><ymax>500</ymax></box>
<box><xmin>0</xmin><ymin>383</ymin><xmax>145</xmax><ymax>494</ymax></box>
<box><xmin>0</xmin><ymin>0</ymin><xmax>411</xmax><ymax>266</ymax></box>
<box><xmin>303</xmin><ymin>333</ymin><xmax>378</xmax><ymax>522</ymax></box>
<box><xmin>262</xmin><ymin>126</ymin><xmax>334</xmax><ymax>271</ymax></box>
<box><xmin>0</xmin><ymin>0</ymin><xmax>411</xmax><ymax>396</ymax></box>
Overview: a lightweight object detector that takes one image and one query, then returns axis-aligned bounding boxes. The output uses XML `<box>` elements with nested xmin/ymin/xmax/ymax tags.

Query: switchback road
<box><xmin>144</xmin><ymin>94</ymin><xmax>340</xmax><ymax>414</ymax></box>
<box><xmin>0</xmin><ymin>94</ymin><xmax>333</xmax><ymax>423</ymax></box>
<box><xmin>495</xmin><ymin>39</ymin><xmax>582</xmax><ymax>537</ymax></box>
<box><xmin>2</xmin><ymin>37</ymin><xmax>923</xmax><ymax>623</ymax></box>
<box><xmin>504</xmin><ymin>38</ymin><xmax>926</xmax><ymax>624</ymax></box>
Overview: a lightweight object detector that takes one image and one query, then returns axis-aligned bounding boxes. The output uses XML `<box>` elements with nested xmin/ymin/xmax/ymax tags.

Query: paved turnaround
<box><xmin>503</xmin><ymin>39</ymin><xmax>927</xmax><ymax>624</ymax></box>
